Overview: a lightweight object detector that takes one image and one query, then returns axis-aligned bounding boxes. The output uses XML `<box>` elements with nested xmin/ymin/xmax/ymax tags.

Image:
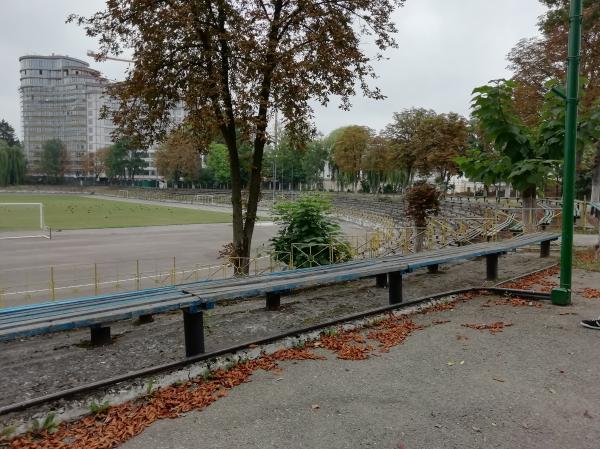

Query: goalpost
<box><xmin>0</xmin><ymin>203</ymin><xmax>50</xmax><ymax>240</ymax></box>
<box><xmin>194</xmin><ymin>194</ymin><xmax>215</xmax><ymax>205</ymax></box>
<box><xmin>118</xmin><ymin>190</ymin><xmax>129</xmax><ymax>199</ymax></box>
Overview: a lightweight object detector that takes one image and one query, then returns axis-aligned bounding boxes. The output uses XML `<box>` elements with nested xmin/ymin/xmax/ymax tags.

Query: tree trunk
<box><xmin>591</xmin><ymin>143</ymin><xmax>600</xmax><ymax>254</ymax></box>
<box><xmin>521</xmin><ymin>185</ymin><xmax>537</xmax><ymax>232</ymax></box>
<box><xmin>591</xmin><ymin>143</ymin><xmax>600</xmax><ymax>204</ymax></box>
<box><xmin>414</xmin><ymin>222</ymin><xmax>426</xmax><ymax>253</ymax></box>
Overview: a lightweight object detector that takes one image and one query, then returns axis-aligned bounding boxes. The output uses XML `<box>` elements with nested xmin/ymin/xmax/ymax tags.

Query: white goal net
<box><xmin>0</xmin><ymin>203</ymin><xmax>50</xmax><ymax>240</ymax></box>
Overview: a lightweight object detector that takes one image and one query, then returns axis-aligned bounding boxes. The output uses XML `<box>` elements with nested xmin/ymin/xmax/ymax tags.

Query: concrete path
<box><xmin>121</xmin><ymin>271</ymin><xmax>600</xmax><ymax>449</ymax></box>
<box><xmin>572</xmin><ymin>233</ymin><xmax>598</xmax><ymax>248</ymax></box>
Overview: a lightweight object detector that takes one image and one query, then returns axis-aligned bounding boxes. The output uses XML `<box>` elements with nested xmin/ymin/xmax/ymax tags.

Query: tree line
<box><xmin>0</xmin><ymin>120</ymin><xmax>25</xmax><ymax>186</ymax></box>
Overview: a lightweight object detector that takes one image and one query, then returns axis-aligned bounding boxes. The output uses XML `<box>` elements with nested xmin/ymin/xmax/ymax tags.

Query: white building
<box><xmin>19</xmin><ymin>54</ymin><xmax>116</xmax><ymax>177</ymax></box>
<box><xmin>19</xmin><ymin>54</ymin><xmax>185</xmax><ymax>181</ymax></box>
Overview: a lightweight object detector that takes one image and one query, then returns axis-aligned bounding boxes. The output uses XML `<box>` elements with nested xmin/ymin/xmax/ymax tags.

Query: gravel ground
<box><xmin>0</xmin><ymin>249</ymin><xmax>556</xmax><ymax>408</ymax></box>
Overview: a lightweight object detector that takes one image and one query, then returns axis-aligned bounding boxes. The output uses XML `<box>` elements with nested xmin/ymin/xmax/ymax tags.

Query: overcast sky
<box><xmin>0</xmin><ymin>0</ymin><xmax>547</xmax><ymax>138</ymax></box>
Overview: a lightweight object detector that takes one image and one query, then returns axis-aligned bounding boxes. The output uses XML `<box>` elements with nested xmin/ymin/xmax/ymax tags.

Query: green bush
<box><xmin>271</xmin><ymin>195</ymin><xmax>352</xmax><ymax>268</ymax></box>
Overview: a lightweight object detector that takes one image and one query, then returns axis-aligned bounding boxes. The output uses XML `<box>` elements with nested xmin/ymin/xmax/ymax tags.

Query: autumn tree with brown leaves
<box><xmin>413</xmin><ymin>112</ymin><xmax>469</xmax><ymax>188</ymax></box>
<box><xmin>82</xmin><ymin>149</ymin><xmax>107</xmax><ymax>182</ymax></box>
<box><xmin>155</xmin><ymin>128</ymin><xmax>202</xmax><ymax>186</ymax></box>
<box><xmin>70</xmin><ymin>0</ymin><xmax>404</xmax><ymax>270</ymax></box>
<box><xmin>332</xmin><ymin>125</ymin><xmax>372</xmax><ymax>191</ymax></box>
<box><xmin>405</xmin><ymin>182</ymin><xmax>440</xmax><ymax>252</ymax></box>
<box><xmin>383</xmin><ymin>108</ymin><xmax>468</xmax><ymax>188</ymax></box>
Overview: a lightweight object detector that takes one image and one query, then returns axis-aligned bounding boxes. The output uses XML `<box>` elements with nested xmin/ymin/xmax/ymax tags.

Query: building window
<box><xmin>39</xmin><ymin>70</ymin><xmax>42</xmax><ymax>75</ymax></box>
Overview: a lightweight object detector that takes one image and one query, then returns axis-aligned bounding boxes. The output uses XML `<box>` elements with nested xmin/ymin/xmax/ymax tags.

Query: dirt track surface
<box><xmin>0</xmin><ymin>250</ymin><xmax>555</xmax><ymax>408</ymax></box>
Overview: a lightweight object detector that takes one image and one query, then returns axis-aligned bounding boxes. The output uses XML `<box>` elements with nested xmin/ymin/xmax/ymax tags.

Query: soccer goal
<box><xmin>0</xmin><ymin>203</ymin><xmax>50</xmax><ymax>240</ymax></box>
<box><xmin>194</xmin><ymin>194</ymin><xmax>215</xmax><ymax>205</ymax></box>
<box><xmin>118</xmin><ymin>190</ymin><xmax>129</xmax><ymax>199</ymax></box>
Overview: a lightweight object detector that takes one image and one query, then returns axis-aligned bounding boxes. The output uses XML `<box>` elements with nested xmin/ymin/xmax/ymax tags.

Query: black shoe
<box><xmin>581</xmin><ymin>319</ymin><xmax>600</xmax><ymax>330</ymax></box>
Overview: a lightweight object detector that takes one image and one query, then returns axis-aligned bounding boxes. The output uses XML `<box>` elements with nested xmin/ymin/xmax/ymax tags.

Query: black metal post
<box><xmin>183</xmin><ymin>308</ymin><xmax>205</xmax><ymax>357</ymax></box>
<box><xmin>540</xmin><ymin>240</ymin><xmax>551</xmax><ymax>258</ymax></box>
<box><xmin>375</xmin><ymin>273</ymin><xmax>388</xmax><ymax>288</ymax></box>
<box><xmin>388</xmin><ymin>271</ymin><xmax>403</xmax><ymax>304</ymax></box>
<box><xmin>266</xmin><ymin>292</ymin><xmax>281</xmax><ymax>311</ymax></box>
<box><xmin>90</xmin><ymin>325</ymin><xmax>111</xmax><ymax>346</ymax></box>
<box><xmin>136</xmin><ymin>314</ymin><xmax>154</xmax><ymax>324</ymax></box>
<box><xmin>486</xmin><ymin>254</ymin><xmax>499</xmax><ymax>281</ymax></box>
<box><xmin>427</xmin><ymin>264</ymin><xmax>439</xmax><ymax>274</ymax></box>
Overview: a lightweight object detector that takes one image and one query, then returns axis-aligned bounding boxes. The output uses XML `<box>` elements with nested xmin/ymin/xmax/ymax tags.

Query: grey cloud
<box><xmin>0</xmin><ymin>0</ymin><xmax>545</xmax><ymax>138</ymax></box>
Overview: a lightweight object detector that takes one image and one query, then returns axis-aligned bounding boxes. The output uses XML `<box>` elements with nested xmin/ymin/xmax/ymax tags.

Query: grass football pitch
<box><xmin>0</xmin><ymin>194</ymin><xmax>232</xmax><ymax>230</ymax></box>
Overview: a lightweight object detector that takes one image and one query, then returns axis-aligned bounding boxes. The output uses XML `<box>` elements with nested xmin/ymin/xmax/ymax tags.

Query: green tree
<box><xmin>362</xmin><ymin>134</ymin><xmax>392</xmax><ymax>193</ymax></box>
<box><xmin>40</xmin><ymin>139</ymin><xmax>67</xmax><ymax>183</ymax></box>
<box><xmin>72</xmin><ymin>0</ymin><xmax>404</xmax><ymax>272</ymax></box>
<box><xmin>0</xmin><ymin>140</ymin><xmax>26</xmax><ymax>186</ymax></box>
<box><xmin>104</xmin><ymin>139</ymin><xmax>146</xmax><ymax>183</ymax></box>
<box><xmin>271</xmin><ymin>195</ymin><xmax>352</xmax><ymax>268</ymax></box>
<box><xmin>456</xmin><ymin>80</ymin><xmax>600</xmax><ymax>228</ymax></box>
<box><xmin>206</xmin><ymin>143</ymin><xmax>231</xmax><ymax>186</ymax></box>
<box><xmin>0</xmin><ymin>120</ymin><xmax>19</xmax><ymax>146</ymax></box>
<box><xmin>414</xmin><ymin>112</ymin><xmax>469</xmax><ymax>188</ymax></box>
<box><xmin>508</xmin><ymin>0</ymin><xmax>600</xmax><ymax>203</ymax></box>
<box><xmin>383</xmin><ymin>108</ymin><xmax>436</xmax><ymax>184</ymax></box>
<box><xmin>301</xmin><ymin>139</ymin><xmax>329</xmax><ymax>189</ymax></box>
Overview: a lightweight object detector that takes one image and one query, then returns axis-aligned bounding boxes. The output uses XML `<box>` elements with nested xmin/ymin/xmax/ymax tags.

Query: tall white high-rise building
<box><xmin>19</xmin><ymin>54</ymin><xmax>116</xmax><ymax>177</ymax></box>
<box><xmin>20</xmin><ymin>54</ymin><xmax>189</xmax><ymax>181</ymax></box>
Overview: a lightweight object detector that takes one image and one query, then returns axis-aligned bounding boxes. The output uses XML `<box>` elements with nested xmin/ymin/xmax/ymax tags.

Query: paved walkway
<box><xmin>120</xmin><ymin>270</ymin><xmax>600</xmax><ymax>449</ymax></box>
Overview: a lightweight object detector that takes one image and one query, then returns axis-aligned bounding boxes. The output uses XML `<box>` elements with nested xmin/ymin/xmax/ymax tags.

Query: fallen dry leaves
<box><xmin>432</xmin><ymin>319</ymin><xmax>451</xmax><ymax>325</ymax></box>
<box><xmin>6</xmin><ymin>349</ymin><xmax>319</xmax><ymax>449</ymax></box>
<box><xmin>317</xmin><ymin>331</ymin><xmax>374</xmax><ymax>360</ymax></box>
<box><xmin>461</xmin><ymin>322</ymin><xmax>513</xmax><ymax>334</ymax></box>
<box><xmin>6</xmin><ymin>290</ymin><xmax>533</xmax><ymax>448</ymax></box>
<box><xmin>421</xmin><ymin>300</ymin><xmax>458</xmax><ymax>314</ymax></box>
<box><xmin>579</xmin><ymin>288</ymin><xmax>600</xmax><ymax>299</ymax></box>
<box><xmin>483</xmin><ymin>297</ymin><xmax>542</xmax><ymax>308</ymax></box>
<box><xmin>502</xmin><ymin>266</ymin><xmax>559</xmax><ymax>292</ymax></box>
<box><xmin>366</xmin><ymin>317</ymin><xmax>424</xmax><ymax>353</ymax></box>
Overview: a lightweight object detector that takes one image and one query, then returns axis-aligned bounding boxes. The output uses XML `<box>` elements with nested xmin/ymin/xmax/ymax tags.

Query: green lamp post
<box><xmin>551</xmin><ymin>0</ymin><xmax>583</xmax><ymax>306</ymax></box>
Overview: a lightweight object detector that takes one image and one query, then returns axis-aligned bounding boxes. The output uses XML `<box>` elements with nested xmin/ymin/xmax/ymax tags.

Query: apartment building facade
<box><xmin>19</xmin><ymin>54</ymin><xmax>117</xmax><ymax>177</ymax></box>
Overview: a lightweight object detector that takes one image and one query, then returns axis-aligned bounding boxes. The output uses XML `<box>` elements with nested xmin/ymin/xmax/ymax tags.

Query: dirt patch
<box><xmin>0</xmin><ymin>250</ymin><xmax>554</xmax><ymax>408</ymax></box>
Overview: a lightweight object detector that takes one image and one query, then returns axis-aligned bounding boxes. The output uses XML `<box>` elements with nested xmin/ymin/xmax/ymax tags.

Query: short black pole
<box><xmin>388</xmin><ymin>271</ymin><xmax>403</xmax><ymax>304</ymax></box>
<box><xmin>375</xmin><ymin>273</ymin><xmax>388</xmax><ymax>288</ymax></box>
<box><xmin>486</xmin><ymin>254</ymin><xmax>499</xmax><ymax>281</ymax></box>
<box><xmin>183</xmin><ymin>308</ymin><xmax>205</xmax><ymax>357</ymax></box>
<box><xmin>90</xmin><ymin>325</ymin><xmax>111</xmax><ymax>346</ymax></box>
<box><xmin>427</xmin><ymin>264</ymin><xmax>439</xmax><ymax>274</ymax></box>
<box><xmin>136</xmin><ymin>314</ymin><xmax>154</xmax><ymax>324</ymax></box>
<box><xmin>540</xmin><ymin>240</ymin><xmax>551</xmax><ymax>258</ymax></box>
<box><xmin>266</xmin><ymin>292</ymin><xmax>281</xmax><ymax>311</ymax></box>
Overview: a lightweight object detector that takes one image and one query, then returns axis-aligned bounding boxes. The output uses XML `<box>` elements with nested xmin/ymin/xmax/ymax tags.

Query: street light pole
<box><xmin>551</xmin><ymin>0</ymin><xmax>583</xmax><ymax>306</ymax></box>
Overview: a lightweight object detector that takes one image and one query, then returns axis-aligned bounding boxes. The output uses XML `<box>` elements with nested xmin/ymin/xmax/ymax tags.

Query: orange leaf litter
<box><xmin>579</xmin><ymin>288</ymin><xmax>600</xmax><ymax>299</ymax></box>
<box><xmin>7</xmin><ymin>291</ymin><xmax>522</xmax><ymax>449</ymax></box>
<box><xmin>502</xmin><ymin>266</ymin><xmax>559</xmax><ymax>292</ymax></box>
<box><xmin>484</xmin><ymin>297</ymin><xmax>543</xmax><ymax>308</ymax></box>
<box><xmin>461</xmin><ymin>322</ymin><xmax>513</xmax><ymax>334</ymax></box>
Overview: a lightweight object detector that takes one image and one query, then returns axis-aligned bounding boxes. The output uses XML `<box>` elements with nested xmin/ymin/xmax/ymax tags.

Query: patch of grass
<box><xmin>89</xmin><ymin>400</ymin><xmax>110</xmax><ymax>415</ymax></box>
<box><xmin>0</xmin><ymin>194</ymin><xmax>231</xmax><ymax>230</ymax></box>
<box><xmin>1</xmin><ymin>426</ymin><xmax>16</xmax><ymax>439</ymax></box>
<box><xmin>30</xmin><ymin>413</ymin><xmax>59</xmax><ymax>437</ymax></box>
<box><xmin>145</xmin><ymin>378</ymin><xmax>157</xmax><ymax>397</ymax></box>
<box><xmin>322</xmin><ymin>327</ymin><xmax>339</xmax><ymax>337</ymax></box>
